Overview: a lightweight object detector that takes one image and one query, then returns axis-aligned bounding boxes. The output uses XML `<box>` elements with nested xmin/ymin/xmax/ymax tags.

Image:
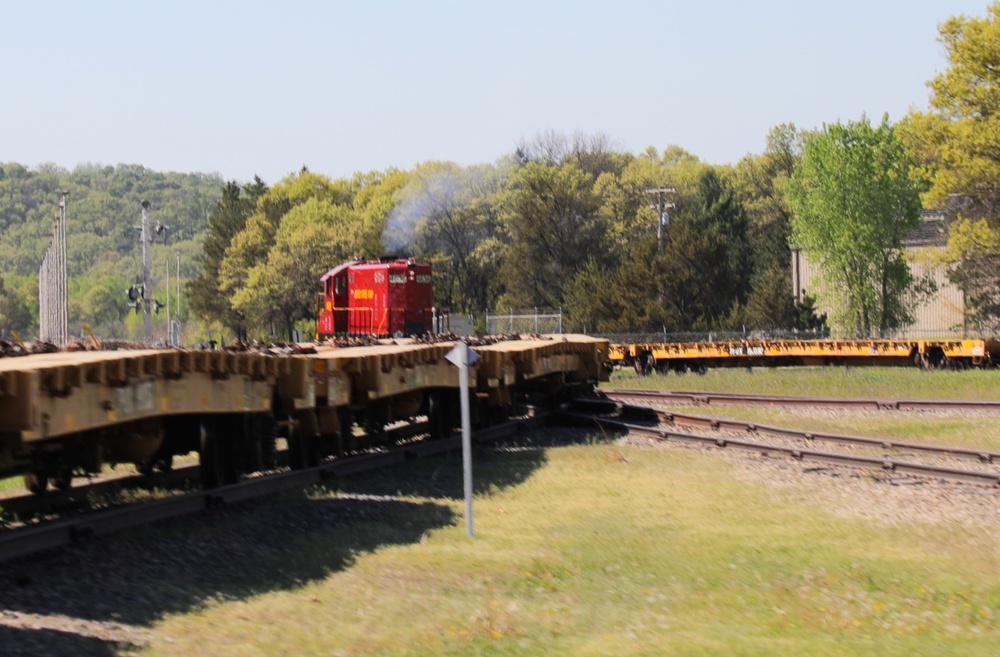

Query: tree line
<box><xmin>0</xmin><ymin>162</ymin><xmax>221</xmax><ymax>340</ymax></box>
<box><xmin>187</xmin><ymin>131</ymin><xmax>825</xmax><ymax>341</ymax></box>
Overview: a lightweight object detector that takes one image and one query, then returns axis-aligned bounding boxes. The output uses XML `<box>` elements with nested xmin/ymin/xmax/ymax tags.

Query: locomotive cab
<box><xmin>318</xmin><ymin>261</ymin><xmax>356</xmax><ymax>336</ymax></box>
<box><xmin>317</xmin><ymin>258</ymin><xmax>432</xmax><ymax>338</ymax></box>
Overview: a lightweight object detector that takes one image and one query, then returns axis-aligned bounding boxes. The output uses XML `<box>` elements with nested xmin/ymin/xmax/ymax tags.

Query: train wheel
<box><xmin>199</xmin><ymin>420</ymin><xmax>235</xmax><ymax>488</ymax></box>
<box><xmin>136</xmin><ymin>448</ymin><xmax>174</xmax><ymax>477</ymax></box>
<box><xmin>24</xmin><ymin>470</ymin><xmax>48</xmax><ymax>495</ymax></box>
<box><xmin>426</xmin><ymin>390</ymin><xmax>449</xmax><ymax>440</ymax></box>
<box><xmin>258</xmin><ymin>416</ymin><xmax>278</xmax><ymax>470</ymax></box>
<box><xmin>52</xmin><ymin>466</ymin><xmax>74</xmax><ymax>491</ymax></box>
<box><xmin>336</xmin><ymin>406</ymin><xmax>354</xmax><ymax>456</ymax></box>
<box><xmin>286</xmin><ymin>416</ymin><xmax>302</xmax><ymax>469</ymax></box>
<box><xmin>287</xmin><ymin>415</ymin><xmax>320</xmax><ymax>470</ymax></box>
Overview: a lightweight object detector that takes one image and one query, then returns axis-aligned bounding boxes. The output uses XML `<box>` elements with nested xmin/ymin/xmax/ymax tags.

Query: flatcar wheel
<box><xmin>52</xmin><ymin>466</ymin><xmax>73</xmax><ymax>491</ymax></box>
<box><xmin>199</xmin><ymin>420</ymin><xmax>231</xmax><ymax>489</ymax></box>
<box><xmin>24</xmin><ymin>470</ymin><xmax>48</xmax><ymax>495</ymax></box>
<box><xmin>287</xmin><ymin>416</ymin><xmax>320</xmax><ymax>470</ymax></box>
<box><xmin>257</xmin><ymin>416</ymin><xmax>278</xmax><ymax>470</ymax></box>
<box><xmin>136</xmin><ymin>452</ymin><xmax>174</xmax><ymax>476</ymax></box>
<box><xmin>427</xmin><ymin>390</ymin><xmax>448</xmax><ymax>440</ymax></box>
<box><xmin>336</xmin><ymin>406</ymin><xmax>354</xmax><ymax>456</ymax></box>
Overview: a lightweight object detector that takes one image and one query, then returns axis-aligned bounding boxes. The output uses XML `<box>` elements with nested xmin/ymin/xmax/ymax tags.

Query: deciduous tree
<box><xmin>898</xmin><ymin>3</ymin><xmax>1000</xmax><ymax>328</ymax></box>
<box><xmin>788</xmin><ymin>115</ymin><xmax>923</xmax><ymax>336</ymax></box>
<box><xmin>498</xmin><ymin>162</ymin><xmax>604</xmax><ymax>310</ymax></box>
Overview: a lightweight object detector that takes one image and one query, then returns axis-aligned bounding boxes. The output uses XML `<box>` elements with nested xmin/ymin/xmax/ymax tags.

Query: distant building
<box><xmin>791</xmin><ymin>211</ymin><xmax>968</xmax><ymax>337</ymax></box>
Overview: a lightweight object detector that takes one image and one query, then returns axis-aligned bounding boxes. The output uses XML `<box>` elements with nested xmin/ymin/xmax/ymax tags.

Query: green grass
<box><xmin>605</xmin><ymin>366</ymin><xmax>1000</xmax><ymax>400</ymax></box>
<box><xmin>141</xmin><ymin>432</ymin><xmax>1000</xmax><ymax>656</ymax></box>
<box><xmin>0</xmin><ymin>475</ymin><xmax>22</xmax><ymax>492</ymax></box>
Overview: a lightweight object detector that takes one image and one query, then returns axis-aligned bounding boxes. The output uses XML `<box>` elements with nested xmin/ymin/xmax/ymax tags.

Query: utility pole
<box><xmin>58</xmin><ymin>191</ymin><xmax>68</xmax><ymax>345</ymax></box>
<box><xmin>645</xmin><ymin>187</ymin><xmax>676</xmax><ymax>255</ymax></box>
<box><xmin>133</xmin><ymin>200</ymin><xmax>169</xmax><ymax>343</ymax></box>
<box><xmin>140</xmin><ymin>200</ymin><xmax>153</xmax><ymax>341</ymax></box>
<box><xmin>165</xmin><ymin>257</ymin><xmax>171</xmax><ymax>346</ymax></box>
<box><xmin>175</xmin><ymin>253</ymin><xmax>181</xmax><ymax>346</ymax></box>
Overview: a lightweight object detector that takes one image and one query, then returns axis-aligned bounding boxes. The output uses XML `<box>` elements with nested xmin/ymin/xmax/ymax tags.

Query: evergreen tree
<box><xmin>187</xmin><ymin>177</ymin><xmax>267</xmax><ymax>336</ymax></box>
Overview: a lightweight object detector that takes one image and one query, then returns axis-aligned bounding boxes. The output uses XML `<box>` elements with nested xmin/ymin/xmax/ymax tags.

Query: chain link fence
<box><xmin>486</xmin><ymin>309</ymin><xmax>563</xmax><ymax>335</ymax></box>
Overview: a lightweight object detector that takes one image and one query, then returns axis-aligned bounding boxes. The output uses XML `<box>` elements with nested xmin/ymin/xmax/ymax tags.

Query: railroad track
<box><xmin>600</xmin><ymin>387</ymin><xmax>1000</xmax><ymax>412</ymax></box>
<box><xmin>563</xmin><ymin>398</ymin><xmax>1000</xmax><ymax>487</ymax></box>
<box><xmin>0</xmin><ymin>413</ymin><xmax>547</xmax><ymax>563</ymax></box>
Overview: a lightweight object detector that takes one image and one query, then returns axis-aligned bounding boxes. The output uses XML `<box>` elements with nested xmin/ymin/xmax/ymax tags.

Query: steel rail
<box><xmin>600</xmin><ymin>387</ymin><xmax>1000</xmax><ymax>412</ymax></box>
<box><xmin>0</xmin><ymin>413</ymin><xmax>548</xmax><ymax>563</ymax></box>
<box><xmin>0</xmin><ymin>465</ymin><xmax>201</xmax><ymax>522</ymax></box>
<box><xmin>558</xmin><ymin>408</ymin><xmax>1000</xmax><ymax>488</ymax></box>
<box><xmin>0</xmin><ymin>419</ymin><xmax>439</xmax><ymax>521</ymax></box>
<box><xmin>576</xmin><ymin>397</ymin><xmax>1000</xmax><ymax>464</ymax></box>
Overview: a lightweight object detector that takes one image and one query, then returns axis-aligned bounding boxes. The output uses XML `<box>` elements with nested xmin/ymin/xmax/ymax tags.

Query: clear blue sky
<box><xmin>1</xmin><ymin>0</ymin><xmax>989</xmax><ymax>184</ymax></box>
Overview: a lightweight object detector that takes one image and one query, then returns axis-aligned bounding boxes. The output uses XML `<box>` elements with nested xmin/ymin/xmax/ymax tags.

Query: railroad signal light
<box><xmin>127</xmin><ymin>284</ymin><xmax>145</xmax><ymax>302</ymax></box>
<box><xmin>153</xmin><ymin>300</ymin><xmax>165</xmax><ymax>315</ymax></box>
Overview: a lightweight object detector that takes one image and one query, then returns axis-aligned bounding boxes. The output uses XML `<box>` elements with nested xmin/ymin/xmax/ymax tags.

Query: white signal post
<box><xmin>445</xmin><ymin>341</ymin><xmax>480</xmax><ymax>538</ymax></box>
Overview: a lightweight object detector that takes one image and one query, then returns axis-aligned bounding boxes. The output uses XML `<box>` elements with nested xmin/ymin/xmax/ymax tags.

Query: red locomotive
<box><xmin>317</xmin><ymin>258</ymin><xmax>433</xmax><ymax>337</ymax></box>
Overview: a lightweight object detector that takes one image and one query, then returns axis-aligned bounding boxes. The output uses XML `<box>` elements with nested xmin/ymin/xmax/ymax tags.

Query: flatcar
<box><xmin>610</xmin><ymin>338</ymin><xmax>1000</xmax><ymax>373</ymax></box>
<box><xmin>0</xmin><ymin>335</ymin><xmax>610</xmax><ymax>494</ymax></box>
<box><xmin>317</xmin><ymin>258</ymin><xmax>433</xmax><ymax>338</ymax></box>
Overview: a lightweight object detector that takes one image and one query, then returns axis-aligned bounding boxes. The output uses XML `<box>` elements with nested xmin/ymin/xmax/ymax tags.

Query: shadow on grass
<box><xmin>0</xmin><ymin>627</ymin><xmax>127</xmax><ymax>657</ymax></box>
<box><xmin>0</xmin><ymin>425</ymin><xmax>598</xmax><ymax>656</ymax></box>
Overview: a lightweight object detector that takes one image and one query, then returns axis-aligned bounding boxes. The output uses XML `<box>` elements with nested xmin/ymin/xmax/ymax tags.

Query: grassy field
<box><xmin>140</xmin><ymin>420</ymin><xmax>1000</xmax><ymax>655</ymax></box>
<box><xmin>605</xmin><ymin>365</ymin><xmax>1000</xmax><ymax>400</ymax></box>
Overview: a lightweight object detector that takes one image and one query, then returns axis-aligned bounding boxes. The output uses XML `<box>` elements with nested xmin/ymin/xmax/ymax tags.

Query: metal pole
<box><xmin>39</xmin><ymin>250</ymin><xmax>48</xmax><ymax>341</ymax></box>
<box><xmin>446</xmin><ymin>341</ymin><xmax>479</xmax><ymax>539</ymax></box>
<box><xmin>55</xmin><ymin>206</ymin><xmax>62</xmax><ymax>344</ymax></box>
<box><xmin>176</xmin><ymin>254</ymin><xmax>181</xmax><ymax>346</ymax></box>
<box><xmin>165</xmin><ymin>258</ymin><xmax>171</xmax><ymax>345</ymax></box>
<box><xmin>59</xmin><ymin>191</ymin><xmax>68</xmax><ymax>346</ymax></box>
<box><xmin>141</xmin><ymin>200</ymin><xmax>152</xmax><ymax>342</ymax></box>
<box><xmin>458</xmin><ymin>348</ymin><xmax>473</xmax><ymax>538</ymax></box>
